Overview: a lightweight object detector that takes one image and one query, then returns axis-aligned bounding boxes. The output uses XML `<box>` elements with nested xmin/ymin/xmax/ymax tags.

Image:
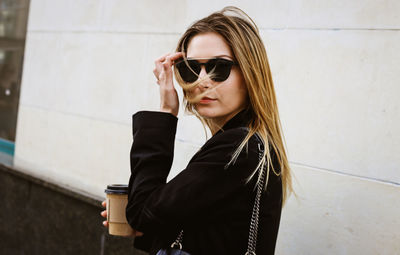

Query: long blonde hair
<box><xmin>174</xmin><ymin>6</ymin><xmax>293</xmax><ymax>206</ymax></box>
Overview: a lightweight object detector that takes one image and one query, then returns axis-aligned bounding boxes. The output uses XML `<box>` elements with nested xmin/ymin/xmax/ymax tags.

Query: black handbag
<box><xmin>157</xmin><ymin>135</ymin><xmax>267</xmax><ymax>255</ymax></box>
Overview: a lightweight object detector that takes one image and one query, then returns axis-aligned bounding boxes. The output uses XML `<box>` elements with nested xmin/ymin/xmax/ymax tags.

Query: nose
<box><xmin>198</xmin><ymin>65</ymin><xmax>207</xmax><ymax>78</ymax></box>
<box><xmin>198</xmin><ymin>66</ymin><xmax>210</xmax><ymax>88</ymax></box>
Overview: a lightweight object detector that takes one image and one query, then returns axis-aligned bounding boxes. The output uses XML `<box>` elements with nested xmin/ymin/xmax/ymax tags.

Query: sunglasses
<box><xmin>175</xmin><ymin>58</ymin><xmax>237</xmax><ymax>83</ymax></box>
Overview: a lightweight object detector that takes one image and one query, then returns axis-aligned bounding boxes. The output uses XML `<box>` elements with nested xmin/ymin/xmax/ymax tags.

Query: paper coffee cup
<box><xmin>105</xmin><ymin>184</ymin><xmax>134</xmax><ymax>236</ymax></box>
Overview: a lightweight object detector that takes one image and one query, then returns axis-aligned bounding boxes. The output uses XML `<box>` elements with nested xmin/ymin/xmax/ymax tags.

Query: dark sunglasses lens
<box><xmin>176</xmin><ymin>58</ymin><xmax>234</xmax><ymax>83</ymax></box>
<box><xmin>206</xmin><ymin>59</ymin><xmax>233</xmax><ymax>82</ymax></box>
<box><xmin>176</xmin><ymin>60</ymin><xmax>200</xmax><ymax>83</ymax></box>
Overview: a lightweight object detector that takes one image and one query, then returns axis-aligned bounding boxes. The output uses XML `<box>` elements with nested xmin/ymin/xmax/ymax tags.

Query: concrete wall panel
<box><xmin>100</xmin><ymin>0</ymin><xmax>186</xmax><ymax>33</ymax></box>
<box><xmin>262</xmin><ymin>29</ymin><xmax>400</xmax><ymax>184</ymax></box>
<box><xmin>276</xmin><ymin>165</ymin><xmax>400</xmax><ymax>255</ymax></box>
<box><xmin>28</xmin><ymin>0</ymin><xmax>187</xmax><ymax>33</ymax></box>
<box><xmin>20</xmin><ymin>32</ymin><xmax>179</xmax><ymax>124</ymax></box>
<box><xmin>14</xmin><ymin>105</ymin><xmax>132</xmax><ymax>196</ymax></box>
<box><xmin>186</xmin><ymin>0</ymin><xmax>400</xmax><ymax>29</ymax></box>
<box><xmin>28</xmin><ymin>0</ymin><xmax>103</xmax><ymax>31</ymax></box>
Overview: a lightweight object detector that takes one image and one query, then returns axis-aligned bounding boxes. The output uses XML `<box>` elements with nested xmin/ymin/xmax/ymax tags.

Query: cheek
<box><xmin>217</xmin><ymin>85</ymin><xmax>246</xmax><ymax>109</ymax></box>
<box><xmin>235</xmin><ymin>87</ymin><xmax>248</xmax><ymax>106</ymax></box>
<box><xmin>186</xmin><ymin>86</ymin><xmax>199</xmax><ymax>97</ymax></box>
<box><xmin>229</xmin><ymin>73</ymin><xmax>247</xmax><ymax>103</ymax></box>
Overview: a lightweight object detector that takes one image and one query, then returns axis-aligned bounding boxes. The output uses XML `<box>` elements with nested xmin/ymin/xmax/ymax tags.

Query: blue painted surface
<box><xmin>0</xmin><ymin>138</ymin><xmax>14</xmax><ymax>156</ymax></box>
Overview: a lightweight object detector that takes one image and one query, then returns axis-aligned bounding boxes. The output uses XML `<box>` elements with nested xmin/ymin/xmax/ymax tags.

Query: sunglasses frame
<box><xmin>174</xmin><ymin>57</ymin><xmax>237</xmax><ymax>83</ymax></box>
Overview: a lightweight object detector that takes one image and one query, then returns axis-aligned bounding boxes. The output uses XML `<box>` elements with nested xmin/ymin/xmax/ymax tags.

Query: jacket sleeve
<box><xmin>126</xmin><ymin>111</ymin><xmax>260</xmax><ymax>237</ymax></box>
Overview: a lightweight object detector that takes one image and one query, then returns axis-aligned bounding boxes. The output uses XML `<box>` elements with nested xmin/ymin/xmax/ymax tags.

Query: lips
<box><xmin>199</xmin><ymin>97</ymin><xmax>216</xmax><ymax>104</ymax></box>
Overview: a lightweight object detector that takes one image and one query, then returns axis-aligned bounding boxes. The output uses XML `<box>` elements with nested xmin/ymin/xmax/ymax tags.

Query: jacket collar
<box><xmin>215</xmin><ymin>108</ymin><xmax>252</xmax><ymax>135</ymax></box>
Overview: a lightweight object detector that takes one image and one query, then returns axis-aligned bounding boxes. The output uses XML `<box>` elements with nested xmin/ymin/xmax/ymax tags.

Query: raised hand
<box><xmin>153</xmin><ymin>52</ymin><xmax>184</xmax><ymax>117</ymax></box>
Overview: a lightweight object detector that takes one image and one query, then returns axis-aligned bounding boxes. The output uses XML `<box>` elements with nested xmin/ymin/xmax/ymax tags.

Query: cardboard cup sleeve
<box><xmin>105</xmin><ymin>184</ymin><xmax>134</xmax><ymax>236</ymax></box>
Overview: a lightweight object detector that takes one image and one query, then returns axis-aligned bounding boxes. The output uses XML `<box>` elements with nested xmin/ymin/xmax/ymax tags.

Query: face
<box><xmin>186</xmin><ymin>32</ymin><xmax>248</xmax><ymax>127</ymax></box>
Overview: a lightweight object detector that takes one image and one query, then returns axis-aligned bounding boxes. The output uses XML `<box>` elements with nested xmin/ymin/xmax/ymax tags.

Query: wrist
<box><xmin>160</xmin><ymin>108</ymin><xmax>178</xmax><ymax>117</ymax></box>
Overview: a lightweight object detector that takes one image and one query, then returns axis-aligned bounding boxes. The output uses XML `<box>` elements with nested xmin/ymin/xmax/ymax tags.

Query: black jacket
<box><xmin>126</xmin><ymin>109</ymin><xmax>282</xmax><ymax>255</ymax></box>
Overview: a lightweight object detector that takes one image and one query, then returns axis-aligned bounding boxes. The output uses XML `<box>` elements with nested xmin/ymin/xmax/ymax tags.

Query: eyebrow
<box><xmin>214</xmin><ymin>54</ymin><xmax>234</xmax><ymax>59</ymax></box>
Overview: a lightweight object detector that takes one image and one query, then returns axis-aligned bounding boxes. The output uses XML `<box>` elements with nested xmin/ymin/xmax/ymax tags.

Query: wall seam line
<box><xmin>27</xmin><ymin>30</ymin><xmax>181</xmax><ymax>35</ymax></box>
<box><xmin>27</xmin><ymin>28</ymin><xmax>400</xmax><ymax>34</ymax></box>
<box><xmin>19</xmin><ymin>103</ymin><xmax>131</xmax><ymax>126</ymax></box>
<box><xmin>290</xmin><ymin>161</ymin><xmax>400</xmax><ymax>187</ymax></box>
<box><xmin>260</xmin><ymin>27</ymin><xmax>400</xmax><ymax>31</ymax></box>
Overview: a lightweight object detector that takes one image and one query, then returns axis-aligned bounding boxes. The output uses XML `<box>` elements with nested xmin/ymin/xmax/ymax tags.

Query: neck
<box><xmin>209</xmin><ymin>122</ymin><xmax>223</xmax><ymax>135</ymax></box>
<box><xmin>208</xmin><ymin>108</ymin><xmax>247</xmax><ymax>135</ymax></box>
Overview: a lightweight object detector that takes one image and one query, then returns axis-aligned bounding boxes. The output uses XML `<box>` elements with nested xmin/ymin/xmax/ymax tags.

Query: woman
<box><xmin>101</xmin><ymin>6</ymin><xmax>293</xmax><ymax>255</ymax></box>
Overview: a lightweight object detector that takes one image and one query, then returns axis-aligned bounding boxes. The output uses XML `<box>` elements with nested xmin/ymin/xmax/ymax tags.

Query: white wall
<box><xmin>14</xmin><ymin>0</ymin><xmax>400</xmax><ymax>254</ymax></box>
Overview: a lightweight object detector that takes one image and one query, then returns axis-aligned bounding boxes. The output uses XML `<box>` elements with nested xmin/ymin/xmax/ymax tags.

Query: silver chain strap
<box><xmin>245</xmin><ymin>142</ymin><xmax>266</xmax><ymax>255</ymax></box>
<box><xmin>171</xmin><ymin>133</ymin><xmax>267</xmax><ymax>255</ymax></box>
<box><xmin>170</xmin><ymin>230</ymin><xmax>184</xmax><ymax>249</ymax></box>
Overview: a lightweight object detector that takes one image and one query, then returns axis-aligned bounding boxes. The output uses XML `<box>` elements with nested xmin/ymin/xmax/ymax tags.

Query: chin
<box><xmin>195</xmin><ymin>106</ymin><xmax>217</xmax><ymax>119</ymax></box>
<box><xmin>197</xmin><ymin>112</ymin><xmax>217</xmax><ymax>120</ymax></box>
<box><xmin>197</xmin><ymin>111</ymin><xmax>230</xmax><ymax>126</ymax></box>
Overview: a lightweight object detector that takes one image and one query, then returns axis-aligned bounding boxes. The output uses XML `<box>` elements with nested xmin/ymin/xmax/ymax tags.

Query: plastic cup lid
<box><xmin>105</xmin><ymin>184</ymin><xmax>129</xmax><ymax>194</ymax></box>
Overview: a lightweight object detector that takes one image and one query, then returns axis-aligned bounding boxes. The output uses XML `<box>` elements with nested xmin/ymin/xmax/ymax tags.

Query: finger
<box><xmin>169</xmin><ymin>52</ymin><xmax>184</xmax><ymax>63</ymax></box>
<box><xmin>101</xmin><ymin>200</ymin><xmax>106</xmax><ymax>208</ymax></box>
<box><xmin>156</xmin><ymin>52</ymin><xmax>182</xmax><ymax>71</ymax></box>
<box><xmin>163</xmin><ymin>53</ymin><xmax>177</xmax><ymax>89</ymax></box>
<box><xmin>154</xmin><ymin>53</ymin><xmax>170</xmax><ymax>81</ymax></box>
<box><xmin>136</xmin><ymin>231</ymin><xmax>144</xmax><ymax>237</ymax></box>
<box><xmin>154</xmin><ymin>53</ymin><xmax>170</xmax><ymax>72</ymax></box>
<box><xmin>155</xmin><ymin>53</ymin><xmax>170</xmax><ymax>63</ymax></box>
<box><xmin>161</xmin><ymin>52</ymin><xmax>184</xmax><ymax>72</ymax></box>
<box><xmin>102</xmin><ymin>221</ymin><xmax>108</xmax><ymax>227</ymax></box>
<box><xmin>153</xmin><ymin>68</ymin><xmax>160</xmax><ymax>83</ymax></box>
<box><xmin>154</xmin><ymin>66</ymin><xmax>161</xmax><ymax>80</ymax></box>
<box><xmin>153</xmin><ymin>68</ymin><xmax>158</xmax><ymax>76</ymax></box>
<box><xmin>100</xmin><ymin>210</ymin><xmax>107</xmax><ymax>218</ymax></box>
<box><xmin>162</xmin><ymin>57</ymin><xmax>174</xmax><ymax>86</ymax></box>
